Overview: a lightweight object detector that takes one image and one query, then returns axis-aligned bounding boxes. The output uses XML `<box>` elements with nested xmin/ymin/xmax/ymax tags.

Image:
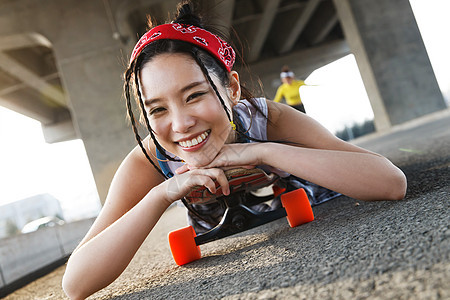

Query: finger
<box><xmin>192</xmin><ymin>168</ymin><xmax>229</xmax><ymax>196</ymax></box>
<box><xmin>212</xmin><ymin>168</ymin><xmax>230</xmax><ymax>196</ymax></box>
<box><xmin>175</xmin><ymin>164</ymin><xmax>190</xmax><ymax>174</ymax></box>
<box><xmin>197</xmin><ymin>175</ymin><xmax>216</xmax><ymax>194</ymax></box>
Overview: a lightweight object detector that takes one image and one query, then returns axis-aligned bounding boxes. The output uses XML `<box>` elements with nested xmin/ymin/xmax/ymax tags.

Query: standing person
<box><xmin>62</xmin><ymin>1</ymin><xmax>406</xmax><ymax>299</ymax></box>
<box><xmin>273</xmin><ymin>66</ymin><xmax>307</xmax><ymax>113</ymax></box>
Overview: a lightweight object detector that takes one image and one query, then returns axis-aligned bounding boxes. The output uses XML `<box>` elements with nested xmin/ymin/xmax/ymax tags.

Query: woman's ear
<box><xmin>228</xmin><ymin>71</ymin><xmax>241</xmax><ymax>105</ymax></box>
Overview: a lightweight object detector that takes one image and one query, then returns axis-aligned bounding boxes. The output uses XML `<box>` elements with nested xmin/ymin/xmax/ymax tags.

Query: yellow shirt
<box><xmin>273</xmin><ymin>80</ymin><xmax>305</xmax><ymax>106</ymax></box>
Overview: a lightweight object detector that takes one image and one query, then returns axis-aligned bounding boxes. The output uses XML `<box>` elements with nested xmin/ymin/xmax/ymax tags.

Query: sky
<box><xmin>0</xmin><ymin>113</ymin><xmax>101</xmax><ymax>220</ymax></box>
<box><xmin>301</xmin><ymin>54</ymin><xmax>375</xmax><ymax>132</ymax></box>
<box><xmin>0</xmin><ymin>0</ymin><xmax>448</xmax><ymax>220</ymax></box>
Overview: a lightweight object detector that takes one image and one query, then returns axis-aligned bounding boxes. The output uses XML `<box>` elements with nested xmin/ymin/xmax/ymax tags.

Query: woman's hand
<box><xmin>163</xmin><ymin>167</ymin><xmax>231</xmax><ymax>202</ymax></box>
<box><xmin>175</xmin><ymin>143</ymin><xmax>265</xmax><ymax>174</ymax></box>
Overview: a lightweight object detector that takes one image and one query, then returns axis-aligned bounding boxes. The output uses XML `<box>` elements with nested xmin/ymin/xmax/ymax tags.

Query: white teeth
<box><xmin>179</xmin><ymin>131</ymin><xmax>209</xmax><ymax>148</ymax></box>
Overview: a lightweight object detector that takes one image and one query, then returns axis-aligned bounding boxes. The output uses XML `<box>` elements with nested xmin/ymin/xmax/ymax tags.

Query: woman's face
<box><xmin>139</xmin><ymin>53</ymin><xmax>239</xmax><ymax>167</ymax></box>
<box><xmin>282</xmin><ymin>76</ymin><xmax>293</xmax><ymax>84</ymax></box>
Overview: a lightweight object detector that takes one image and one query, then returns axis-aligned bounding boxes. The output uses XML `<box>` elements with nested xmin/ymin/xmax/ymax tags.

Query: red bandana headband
<box><xmin>130</xmin><ymin>23</ymin><xmax>235</xmax><ymax>72</ymax></box>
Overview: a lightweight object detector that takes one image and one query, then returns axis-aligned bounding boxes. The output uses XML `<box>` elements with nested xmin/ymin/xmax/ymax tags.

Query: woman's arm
<box><xmin>192</xmin><ymin>100</ymin><xmax>406</xmax><ymax>201</ymax></box>
<box><xmin>264</xmin><ymin>100</ymin><xmax>406</xmax><ymax>201</ymax></box>
<box><xmin>273</xmin><ymin>85</ymin><xmax>284</xmax><ymax>103</ymax></box>
<box><xmin>62</xmin><ymin>139</ymin><xmax>230</xmax><ymax>300</ymax></box>
<box><xmin>260</xmin><ymin>142</ymin><xmax>406</xmax><ymax>201</ymax></box>
<box><xmin>62</xmin><ymin>183</ymin><xmax>169</xmax><ymax>299</ymax></box>
<box><xmin>62</xmin><ymin>142</ymin><xmax>166</xmax><ymax>299</ymax></box>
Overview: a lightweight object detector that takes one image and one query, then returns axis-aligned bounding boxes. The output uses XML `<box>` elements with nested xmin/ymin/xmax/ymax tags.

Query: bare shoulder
<box><xmin>266</xmin><ymin>99</ymin><xmax>326</xmax><ymax>145</ymax></box>
<box><xmin>107</xmin><ymin>137</ymin><xmax>164</xmax><ymax>211</ymax></box>
<box><xmin>80</xmin><ymin>137</ymin><xmax>164</xmax><ymax>244</ymax></box>
<box><xmin>266</xmin><ymin>99</ymin><xmax>370</xmax><ymax>153</ymax></box>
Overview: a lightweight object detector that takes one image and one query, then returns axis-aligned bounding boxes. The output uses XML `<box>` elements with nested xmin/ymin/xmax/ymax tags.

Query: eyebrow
<box><xmin>143</xmin><ymin>80</ymin><xmax>207</xmax><ymax>107</ymax></box>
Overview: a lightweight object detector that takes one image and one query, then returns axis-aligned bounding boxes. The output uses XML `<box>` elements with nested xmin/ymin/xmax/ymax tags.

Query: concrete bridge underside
<box><xmin>0</xmin><ymin>0</ymin><xmax>446</xmax><ymax>203</ymax></box>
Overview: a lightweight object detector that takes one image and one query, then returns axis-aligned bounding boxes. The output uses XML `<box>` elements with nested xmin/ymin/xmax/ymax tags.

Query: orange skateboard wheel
<box><xmin>281</xmin><ymin>188</ymin><xmax>314</xmax><ymax>227</ymax></box>
<box><xmin>168</xmin><ymin>226</ymin><xmax>201</xmax><ymax>266</ymax></box>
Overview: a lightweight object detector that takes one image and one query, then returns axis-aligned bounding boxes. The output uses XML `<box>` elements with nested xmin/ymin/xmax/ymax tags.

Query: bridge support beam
<box><xmin>48</xmin><ymin>1</ymin><xmax>137</xmax><ymax>204</ymax></box>
<box><xmin>334</xmin><ymin>0</ymin><xmax>446</xmax><ymax>131</ymax></box>
<box><xmin>0</xmin><ymin>0</ymin><xmax>137</xmax><ymax>204</ymax></box>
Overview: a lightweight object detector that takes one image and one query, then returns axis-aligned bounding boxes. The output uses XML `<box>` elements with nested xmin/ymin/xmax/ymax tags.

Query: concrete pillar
<box><xmin>0</xmin><ymin>0</ymin><xmax>137</xmax><ymax>204</ymax></box>
<box><xmin>334</xmin><ymin>0</ymin><xmax>446</xmax><ymax>130</ymax></box>
<box><xmin>47</xmin><ymin>0</ymin><xmax>136</xmax><ymax>204</ymax></box>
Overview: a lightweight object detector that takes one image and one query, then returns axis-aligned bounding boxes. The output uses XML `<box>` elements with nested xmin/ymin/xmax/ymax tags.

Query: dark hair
<box><xmin>281</xmin><ymin>65</ymin><xmax>290</xmax><ymax>73</ymax></box>
<box><xmin>123</xmin><ymin>1</ymin><xmax>264</xmax><ymax>178</ymax></box>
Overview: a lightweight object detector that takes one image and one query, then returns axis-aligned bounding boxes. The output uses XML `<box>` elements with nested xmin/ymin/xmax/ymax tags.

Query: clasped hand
<box><xmin>163</xmin><ymin>143</ymin><xmax>264</xmax><ymax>204</ymax></box>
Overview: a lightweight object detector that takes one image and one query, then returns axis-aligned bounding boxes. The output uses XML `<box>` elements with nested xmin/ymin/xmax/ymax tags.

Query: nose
<box><xmin>171</xmin><ymin>108</ymin><xmax>196</xmax><ymax>133</ymax></box>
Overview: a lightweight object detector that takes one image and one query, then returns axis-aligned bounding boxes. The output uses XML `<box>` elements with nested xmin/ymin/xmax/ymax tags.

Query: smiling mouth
<box><xmin>178</xmin><ymin>130</ymin><xmax>210</xmax><ymax>148</ymax></box>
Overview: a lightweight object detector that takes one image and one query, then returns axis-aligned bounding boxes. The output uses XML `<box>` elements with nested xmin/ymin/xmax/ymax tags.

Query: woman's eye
<box><xmin>187</xmin><ymin>91</ymin><xmax>206</xmax><ymax>101</ymax></box>
<box><xmin>149</xmin><ymin>107</ymin><xmax>166</xmax><ymax>115</ymax></box>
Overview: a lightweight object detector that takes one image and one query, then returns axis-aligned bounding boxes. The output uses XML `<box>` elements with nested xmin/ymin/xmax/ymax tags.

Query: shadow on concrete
<box><xmin>107</xmin><ymin>191</ymin><xmax>448</xmax><ymax>299</ymax></box>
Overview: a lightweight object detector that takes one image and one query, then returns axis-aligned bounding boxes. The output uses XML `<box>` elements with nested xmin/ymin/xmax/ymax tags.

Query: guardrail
<box><xmin>0</xmin><ymin>218</ymin><xmax>94</xmax><ymax>295</ymax></box>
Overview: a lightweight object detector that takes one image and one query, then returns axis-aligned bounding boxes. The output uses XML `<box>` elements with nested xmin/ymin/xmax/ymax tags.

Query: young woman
<box><xmin>62</xmin><ymin>2</ymin><xmax>406</xmax><ymax>299</ymax></box>
<box><xmin>273</xmin><ymin>65</ymin><xmax>307</xmax><ymax>113</ymax></box>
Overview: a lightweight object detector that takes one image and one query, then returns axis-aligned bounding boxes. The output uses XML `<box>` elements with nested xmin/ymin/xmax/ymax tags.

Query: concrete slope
<box><xmin>4</xmin><ymin>111</ymin><xmax>449</xmax><ymax>300</ymax></box>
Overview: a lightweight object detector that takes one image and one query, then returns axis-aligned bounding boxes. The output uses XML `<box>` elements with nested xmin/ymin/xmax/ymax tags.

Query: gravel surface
<box><xmin>4</xmin><ymin>111</ymin><xmax>449</xmax><ymax>300</ymax></box>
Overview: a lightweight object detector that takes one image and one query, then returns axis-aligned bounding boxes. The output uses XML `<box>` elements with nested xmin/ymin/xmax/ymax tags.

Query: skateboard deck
<box><xmin>184</xmin><ymin>167</ymin><xmax>279</xmax><ymax>205</ymax></box>
<box><xmin>169</xmin><ymin>167</ymin><xmax>314</xmax><ymax>266</ymax></box>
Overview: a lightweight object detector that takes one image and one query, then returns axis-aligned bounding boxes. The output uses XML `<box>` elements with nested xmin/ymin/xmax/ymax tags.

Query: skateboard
<box><xmin>168</xmin><ymin>168</ymin><xmax>314</xmax><ymax>266</ymax></box>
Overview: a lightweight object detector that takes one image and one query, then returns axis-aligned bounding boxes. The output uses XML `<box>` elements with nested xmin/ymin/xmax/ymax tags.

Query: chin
<box><xmin>186</xmin><ymin>158</ymin><xmax>211</xmax><ymax>168</ymax></box>
<box><xmin>183</xmin><ymin>153</ymin><xmax>215</xmax><ymax>167</ymax></box>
